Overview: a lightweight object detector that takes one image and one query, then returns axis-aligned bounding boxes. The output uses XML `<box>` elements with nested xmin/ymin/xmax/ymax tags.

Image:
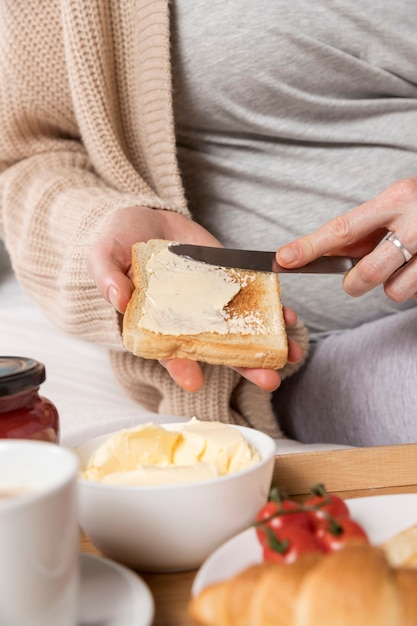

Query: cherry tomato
<box><xmin>262</xmin><ymin>526</ymin><xmax>325</xmax><ymax>564</ymax></box>
<box><xmin>255</xmin><ymin>499</ymin><xmax>312</xmax><ymax>547</ymax></box>
<box><xmin>314</xmin><ymin>517</ymin><xmax>369</xmax><ymax>552</ymax></box>
<box><xmin>304</xmin><ymin>484</ymin><xmax>350</xmax><ymax>524</ymax></box>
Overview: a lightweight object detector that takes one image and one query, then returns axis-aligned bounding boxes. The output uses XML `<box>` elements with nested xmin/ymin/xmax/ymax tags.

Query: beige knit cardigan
<box><xmin>0</xmin><ymin>0</ymin><xmax>309</xmax><ymax>437</ymax></box>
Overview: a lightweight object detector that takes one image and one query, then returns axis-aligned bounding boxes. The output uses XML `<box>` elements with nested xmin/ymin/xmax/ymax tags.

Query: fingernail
<box><xmin>277</xmin><ymin>246</ymin><xmax>299</xmax><ymax>264</ymax></box>
<box><xmin>108</xmin><ymin>286</ymin><xmax>119</xmax><ymax>310</ymax></box>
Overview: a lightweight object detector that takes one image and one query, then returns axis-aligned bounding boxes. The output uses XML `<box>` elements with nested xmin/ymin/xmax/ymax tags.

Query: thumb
<box><xmin>87</xmin><ymin>244</ymin><xmax>134</xmax><ymax>314</ymax></box>
<box><xmin>105</xmin><ymin>273</ymin><xmax>134</xmax><ymax>314</ymax></box>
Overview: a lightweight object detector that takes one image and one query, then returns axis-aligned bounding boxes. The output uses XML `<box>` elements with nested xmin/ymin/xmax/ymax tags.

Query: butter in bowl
<box><xmin>75</xmin><ymin>419</ymin><xmax>275</xmax><ymax>572</ymax></box>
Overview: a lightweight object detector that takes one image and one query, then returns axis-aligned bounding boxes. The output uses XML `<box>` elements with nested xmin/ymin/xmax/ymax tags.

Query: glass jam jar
<box><xmin>0</xmin><ymin>356</ymin><xmax>59</xmax><ymax>442</ymax></box>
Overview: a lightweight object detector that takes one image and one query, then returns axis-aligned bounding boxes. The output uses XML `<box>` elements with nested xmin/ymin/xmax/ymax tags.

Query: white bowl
<box><xmin>75</xmin><ymin>423</ymin><xmax>275</xmax><ymax>572</ymax></box>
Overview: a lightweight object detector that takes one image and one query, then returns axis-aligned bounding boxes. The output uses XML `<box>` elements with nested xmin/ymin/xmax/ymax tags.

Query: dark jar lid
<box><xmin>0</xmin><ymin>356</ymin><xmax>46</xmax><ymax>396</ymax></box>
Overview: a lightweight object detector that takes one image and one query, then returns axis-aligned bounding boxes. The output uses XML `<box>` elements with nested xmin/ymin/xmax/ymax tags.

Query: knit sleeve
<box><xmin>0</xmin><ymin>0</ymin><xmax>182</xmax><ymax>346</ymax></box>
<box><xmin>0</xmin><ymin>151</ymin><xmax>163</xmax><ymax>347</ymax></box>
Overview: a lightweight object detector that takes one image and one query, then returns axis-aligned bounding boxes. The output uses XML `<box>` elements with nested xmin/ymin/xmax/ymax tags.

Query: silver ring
<box><xmin>386</xmin><ymin>232</ymin><xmax>413</xmax><ymax>263</ymax></box>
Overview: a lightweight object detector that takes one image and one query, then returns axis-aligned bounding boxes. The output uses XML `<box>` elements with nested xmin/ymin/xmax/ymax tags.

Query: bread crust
<box><xmin>123</xmin><ymin>240</ymin><xmax>288</xmax><ymax>369</ymax></box>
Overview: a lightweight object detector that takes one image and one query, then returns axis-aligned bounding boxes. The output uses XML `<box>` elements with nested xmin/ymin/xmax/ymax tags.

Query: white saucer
<box><xmin>78</xmin><ymin>553</ymin><xmax>154</xmax><ymax>626</ymax></box>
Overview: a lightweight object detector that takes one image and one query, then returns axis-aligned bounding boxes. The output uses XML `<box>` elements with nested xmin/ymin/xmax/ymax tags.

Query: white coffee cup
<box><xmin>0</xmin><ymin>440</ymin><xmax>79</xmax><ymax>626</ymax></box>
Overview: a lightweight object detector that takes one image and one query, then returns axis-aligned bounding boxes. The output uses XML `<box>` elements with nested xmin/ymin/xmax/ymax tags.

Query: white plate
<box><xmin>192</xmin><ymin>493</ymin><xmax>417</xmax><ymax>596</ymax></box>
<box><xmin>79</xmin><ymin>554</ymin><xmax>154</xmax><ymax>626</ymax></box>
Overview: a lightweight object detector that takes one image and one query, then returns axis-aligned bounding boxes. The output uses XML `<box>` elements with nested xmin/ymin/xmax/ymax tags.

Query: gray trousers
<box><xmin>273</xmin><ymin>307</ymin><xmax>417</xmax><ymax>447</ymax></box>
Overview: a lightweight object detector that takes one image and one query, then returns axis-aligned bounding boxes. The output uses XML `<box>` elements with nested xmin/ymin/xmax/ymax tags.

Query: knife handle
<box><xmin>272</xmin><ymin>256</ymin><xmax>359</xmax><ymax>274</ymax></box>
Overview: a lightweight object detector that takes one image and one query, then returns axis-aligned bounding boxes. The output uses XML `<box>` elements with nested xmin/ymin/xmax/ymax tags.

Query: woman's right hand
<box><xmin>276</xmin><ymin>176</ymin><xmax>417</xmax><ymax>302</ymax></box>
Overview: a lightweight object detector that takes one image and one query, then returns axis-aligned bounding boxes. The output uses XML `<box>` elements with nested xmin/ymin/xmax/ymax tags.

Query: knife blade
<box><xmin>169</xmin><ymin>244</ymin><xmax>358</xmax><ymax>274</ymax></box>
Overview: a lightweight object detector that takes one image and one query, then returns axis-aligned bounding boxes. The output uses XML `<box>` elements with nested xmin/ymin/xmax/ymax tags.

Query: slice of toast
<box><xmin>122</xmin><ymin>239</ymin><xmax>288</xmax><ymax>369</ymax></box>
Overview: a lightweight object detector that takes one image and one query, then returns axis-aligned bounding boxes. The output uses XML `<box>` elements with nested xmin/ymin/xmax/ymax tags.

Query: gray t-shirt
<box><xmin>171</xmin><ymin>0</ymin><xmax>417</xmax><ymax>339</ymax></box>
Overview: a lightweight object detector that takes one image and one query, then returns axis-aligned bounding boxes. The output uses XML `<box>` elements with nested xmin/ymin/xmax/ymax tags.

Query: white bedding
<box><xmin>0</xmin><ymin>265</ymin><xmax>348</xmax><ymax>453</ymax></box>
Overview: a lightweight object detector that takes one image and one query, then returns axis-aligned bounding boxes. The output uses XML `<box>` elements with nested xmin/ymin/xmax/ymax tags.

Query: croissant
<box><xmin>188</xmin><ymin>544</ymin><xmax>417</xmax><ymax>626</ymax></box>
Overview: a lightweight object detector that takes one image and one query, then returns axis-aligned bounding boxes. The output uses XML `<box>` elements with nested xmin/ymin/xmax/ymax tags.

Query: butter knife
<box><xmin>169</xmin><ymin>244</ymin><xmax>359</xmax><ymax>274</ymax></box>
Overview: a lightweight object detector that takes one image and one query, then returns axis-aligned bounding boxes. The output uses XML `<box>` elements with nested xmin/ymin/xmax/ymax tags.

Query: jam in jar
<box><xmin>0</xmin><ymin>356</ymin><xmax>59</xmax><ymax>442</ymax></box>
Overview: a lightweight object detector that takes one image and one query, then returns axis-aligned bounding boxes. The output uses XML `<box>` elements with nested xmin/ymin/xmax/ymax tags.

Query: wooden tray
<box><xmin>273</xmin><ymin>443</ymin><xmax>417</xmax><ymax>499</ymax></box>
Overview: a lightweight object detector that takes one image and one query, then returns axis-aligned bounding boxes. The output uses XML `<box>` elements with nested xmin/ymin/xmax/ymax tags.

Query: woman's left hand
<box><xmin>276</xmin><ymin>176</ymin><xmax>417</xmax><ymax>302</ymax></box>
<box><xmin>88</xmin><ymin>205</ymin><xmax>304</xmax><ymax>394</ymax></box>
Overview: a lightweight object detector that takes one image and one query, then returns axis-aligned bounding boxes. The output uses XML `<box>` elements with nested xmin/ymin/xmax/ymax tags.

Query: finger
<box><xmin>107</xmin><ymin>274</ymin><xmax>134</xmax><ymax>313</ymax></box>
<box><xmin>287</xmin><ymin>336</ymin><xmax>304</xmax><ymax>363</ymax></box>
<box><xmin>276</xmin><ymin>210</ymin><xmax>383</xmax><ymax>267</ymax></box>
<box><xmin>161</xmin><ymin>334</ymin><xmax>302</xmax><ymax>394</ymax></box>
<box><xmin>383</xmin><ymin>256</ymin><xmax>417</xmax><ymax>303</ymax></box>
<box><xmin>343</xmin><ymin>235</ymin><xmax>416</xmax><ymax>298</ymax></box>
<box><xmin>88</xmin><ymin>240</ymin><xmax>134</xmax><ymax>313</ymax></box>
<box><xmin>231</xmin><ymin>336</ymin><xmax>303</xmax><ymax>391</ymax></box>
<box><xmin>282</xmin><ymin>308</ymin><xmax>304</xmax><ymax>361</ymax></box>
<box><xmin>282</xmin><ymin>305</ymin><xmax>297</xmax><ymax>327</ymax></box>
<box><xmin>331</xmin><ymin>228</ymin><xmax>387</xmax><ymax>258</ymax></box>
<box><xmin>159</xmin><ymin>358</ymin><xmax>205</xmax><ymax>393</ymax></box>
<box><xmin>277</xmin><ymin>178</ymin><xmax>417</xmax><ymax>267</ymax></box>
<box><xmin>231</xmin><ymin>366</ymin><xmax>282</xmax><ymax>391</ymax></box>
<box><xmin>89</xmin><ymin>258</ymin><xmax>133</xmax><ymax>313</ymax></box>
